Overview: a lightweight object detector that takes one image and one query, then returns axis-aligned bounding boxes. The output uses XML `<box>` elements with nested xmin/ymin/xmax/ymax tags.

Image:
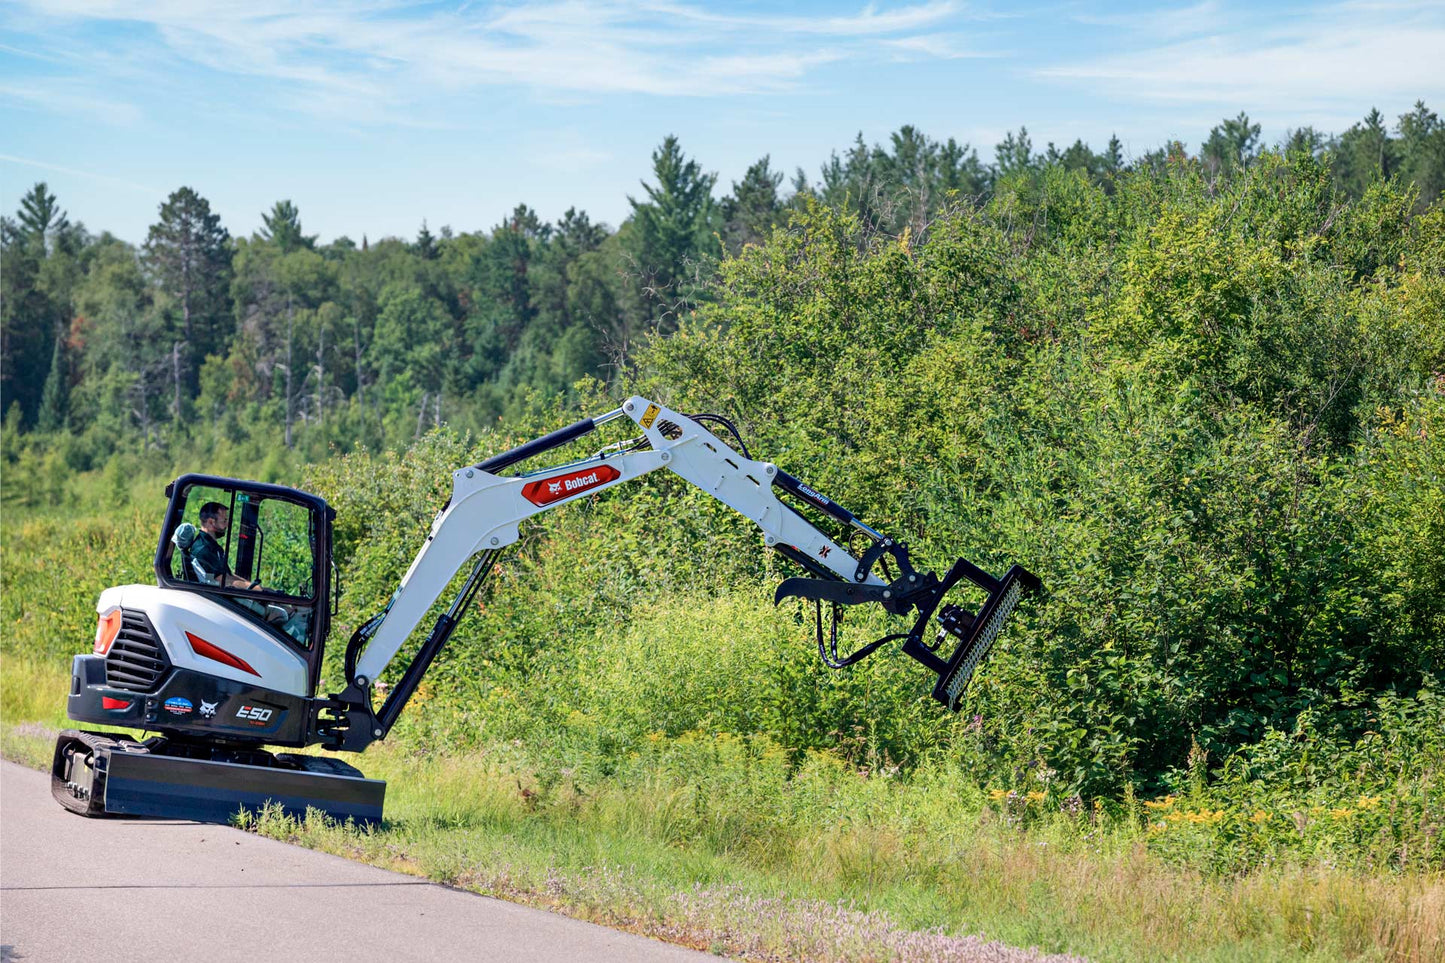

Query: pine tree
<box><xmin>819</xmin><ymin>133</ymin><xmax>890</xmax><ymax>231</ymax></box>
<box><xmin>2</xmin><ymin>188</ymin><xmax>76</xmax><ymax>426</ymax></box>
<box><xmin>36</xmin><ymin>328</ymin><xmax>68</xmax><ymax>432</ymax></box>
<box><xmin>258</xmin><ymin>200</ymin><xmax>317</xmax><ymax>253</ymax></box>
<box><xmin>995</xmin><ymin>127</ymin><xmax>1033</xmax><ymax>178</ymax></box>
<box><xmin>414</xmin><ymin>220</ymin><xmax>438</xmax><ymax>260</ymax></box>
<box><xmin>1104</xmin><ymin>135</ymin><xmax>1125</xmax><ymax>174</ymax></box>
<box><xmin>938</xmin><ymin>138</ymin><xmax>988</xmax><ymax>197</ymax></box>
<box><xmin>1396</xmin><ymin>101</ymin><xmax>1445</xmax><ymax>210</ymax></box>
<box><xmin>626</xmin><ymin>136</ymin><xmax>718</xmax><ymax>327</ymax></box>
<box><xmin>1332</xmin><ymin>108</ymin><xmax>1398</xmax><ymax>197</ymax></box>
<box><xmin>1285</xmin><ymin>126</ymin><xmax>1326</xmax><ymax>158</ymax></box>
<box><xmin>720</xmin><ymin>156</ymin><xmax>784</xmax><ymax>253</ymax></box>
<box><xmin>880</xmin><ymin>126</ymin><xmax>940</xmax><ymax>234</ymax></box>
<box><xmin>143</xmin><ymin>187</ymin><xmax>232</xmax><ymax>393</ymax></box>
<box><xmin>17</xmin><ymin>182</ymin><xmax>69</xmax><ymax>254</ymax></box>
<box><xmin>1202</xmin><ymin>112</ymin><xmax>1261</xmax><ymax>176</ymax></box>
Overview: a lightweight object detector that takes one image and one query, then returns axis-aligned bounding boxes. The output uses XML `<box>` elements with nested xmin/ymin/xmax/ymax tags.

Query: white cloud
<box><xmin>0</xmin><ymin>79</ymin><xmax>144</xmax><ymax>126</ymax></box>
<box><xmin>882</xmin><ymin>32</ymin><xmax>1003</xmax><ymax>59</ymax></box>
<box><xmin>0</xmin><ymin>152</ymin><xmax>159</xmax><ymax>193</ymax></box>
<box><xmin>640</xmin><ymin>0</ymin><xmax>962</xmax><ymax>36</ymax></box>
<box><xmin>5</xmin><ymin>0</ymin><xmax>981</xmax><ymax>126</ymax></box>
<box><xmin>1041</xmin><ymin>1</ymin><xmax>1445</xmax><ymax>122</ymax></box>
<box><xmin>1070</xmin><ymin>1</ymin><xmax>1223</xmax><ymax>41</ymax></box>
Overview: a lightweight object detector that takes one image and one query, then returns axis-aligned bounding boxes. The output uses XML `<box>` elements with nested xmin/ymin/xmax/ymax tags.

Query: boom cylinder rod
<box><xmin>473</xmin><ymin>407</ymin><xmax>624</xmax><ymax>474</ymax></box>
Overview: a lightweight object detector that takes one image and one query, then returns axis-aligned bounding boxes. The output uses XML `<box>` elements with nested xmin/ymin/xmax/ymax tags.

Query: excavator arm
<box><xmin>323</xmin><ymin>396</ymin><xmax>1040</xmax><ymax>750</ymax></box>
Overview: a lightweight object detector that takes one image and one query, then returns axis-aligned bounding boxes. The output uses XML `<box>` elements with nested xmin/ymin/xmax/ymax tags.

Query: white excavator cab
<box><xmin>159</xmin><ymin>476</ymin><xmax>329</xmax><ymax>653</ymax></box>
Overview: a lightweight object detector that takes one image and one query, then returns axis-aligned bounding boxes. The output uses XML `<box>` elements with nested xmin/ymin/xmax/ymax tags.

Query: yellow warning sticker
<box><xmin>640</xmin><ymin>403</ymin><xmax>661</xmax><ymax>429</ymax></box>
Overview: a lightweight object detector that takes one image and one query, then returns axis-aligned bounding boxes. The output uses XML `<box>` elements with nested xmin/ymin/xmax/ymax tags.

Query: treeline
<box><xmin>3</xmin><ymin>104</ymin><xmax>1444</xmax><ymax>482</ymax></box>
<box><xmin>310</xmin><ymin>136</ymin><xmax>1444</xmax><ymax>799</ymax></box>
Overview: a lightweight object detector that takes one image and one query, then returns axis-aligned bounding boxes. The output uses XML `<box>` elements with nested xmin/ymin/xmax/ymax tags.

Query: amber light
<box><xmin>94</xmin><ymin>608</ymin><xmax>122</xmax><ymax>655</ymax></box>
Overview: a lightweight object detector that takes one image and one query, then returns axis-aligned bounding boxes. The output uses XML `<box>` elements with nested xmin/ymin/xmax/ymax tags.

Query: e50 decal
<box><xmin>235</xmin><ymin>704</ymin><xmax>275</xmax><ymax>725</ymax></box>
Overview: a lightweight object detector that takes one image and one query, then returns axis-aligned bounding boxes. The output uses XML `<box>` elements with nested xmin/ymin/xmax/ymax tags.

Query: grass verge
<box><xmin>4</xmin><ymin>657</ymin><xmax>1440</xmax><ymax>963</ymax></box>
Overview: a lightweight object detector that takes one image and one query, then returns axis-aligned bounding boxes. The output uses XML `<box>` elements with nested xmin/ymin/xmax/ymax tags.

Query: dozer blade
<box><xmin>53</xmin><ymin>730</ymin><xmax>385</xmax><ymax>825</ymax></box>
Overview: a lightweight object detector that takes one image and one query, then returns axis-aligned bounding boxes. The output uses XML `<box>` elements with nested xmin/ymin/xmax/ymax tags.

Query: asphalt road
<box><xmin>0</xmin><ymin>759</ymin><xmax>719</xmax><ymax>963</ymax></box>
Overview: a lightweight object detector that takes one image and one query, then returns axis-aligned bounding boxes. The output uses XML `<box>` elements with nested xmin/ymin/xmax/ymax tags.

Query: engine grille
<box><xmin>105</xmin><ymin>609</ymin><xmax>171</xmax><ymax>692</ymax></box>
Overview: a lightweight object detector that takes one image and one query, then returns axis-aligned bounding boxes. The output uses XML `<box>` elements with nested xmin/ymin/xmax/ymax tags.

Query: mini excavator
<box><xmin>53</xmin><ymin>397</ymin><xmax>1040</xmax><ymax>824</ymax></box>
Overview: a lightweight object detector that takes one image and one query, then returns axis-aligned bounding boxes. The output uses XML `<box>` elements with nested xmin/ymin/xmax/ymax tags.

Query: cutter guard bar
<box><xmin>930</xmin><ymin>564</ymin><xmax>1041</xmax><ymax>709</ymax></box>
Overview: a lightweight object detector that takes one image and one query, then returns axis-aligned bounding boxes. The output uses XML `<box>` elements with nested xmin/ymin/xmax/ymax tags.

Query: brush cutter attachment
<box><xmin>775</xmin><ymin>538</ymin><xmax>1041</xmax><ymax>710</ymax></box>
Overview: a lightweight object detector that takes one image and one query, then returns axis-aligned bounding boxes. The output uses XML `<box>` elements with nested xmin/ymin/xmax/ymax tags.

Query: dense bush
<box><xmin>284</xmin><ymin>152</ymin><xmax>1445</xmax><ymax>806</ymax></box>
<box><xmin>5</xmin><ymin>150</ymin><xmax>1440</xmax><ymax>843</ymax></box>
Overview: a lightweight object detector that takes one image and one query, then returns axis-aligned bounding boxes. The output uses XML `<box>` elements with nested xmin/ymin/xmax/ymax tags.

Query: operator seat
<box><xmin>172</xmin><ymin>522</ymin><xmax>203</xmax><ymax>583</ymax></box>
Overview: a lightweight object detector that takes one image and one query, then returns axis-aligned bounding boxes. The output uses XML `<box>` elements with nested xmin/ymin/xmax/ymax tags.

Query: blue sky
<box><xmin>3</xmin><ymin>1</ymin><xmax>1442</xmax><ymax>244</ymax></box>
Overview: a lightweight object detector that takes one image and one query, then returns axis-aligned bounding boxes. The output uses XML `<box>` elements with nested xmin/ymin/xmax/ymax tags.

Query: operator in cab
<box><xmin>183</xmin><ymin>500</ymin><xmax>310</xmax><ymax>643</ymax></box>
<box><xmin>192</xmin><ymin>502</ymin><xmax>258</xmax><ymax>590</ymax></box>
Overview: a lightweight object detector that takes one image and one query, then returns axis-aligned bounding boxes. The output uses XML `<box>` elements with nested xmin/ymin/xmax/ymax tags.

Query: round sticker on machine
<box><xmin>163</xmin><ymin>697</ymin><xmax>193</xmax><ymax>716</ymax></box>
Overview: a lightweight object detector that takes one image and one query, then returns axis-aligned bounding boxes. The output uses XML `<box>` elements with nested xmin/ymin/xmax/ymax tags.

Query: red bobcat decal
<box><xmin>521</xmin><ymin>465</ymin><xmax>622</xmax><ymax>506</ymax></box>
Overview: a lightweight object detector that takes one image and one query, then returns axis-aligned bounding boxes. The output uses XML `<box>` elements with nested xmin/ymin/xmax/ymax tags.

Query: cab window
<box><xmin>230</xmin><ymin>494</ymin><xmax>316</xmax><ymax>601</ymax></box>
<box><xmin>169</xmin><ymin>483</ymin><xmax>318</xmax><ymax>648</ymax></box>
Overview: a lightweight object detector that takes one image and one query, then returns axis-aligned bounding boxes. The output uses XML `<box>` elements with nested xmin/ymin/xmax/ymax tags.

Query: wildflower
<box><xmin>1143</xmin><ymin>795</ymin><xmax>1177</xmax><ymax>810</ymax></box>
<box><xmin>1329</xmin><ymin>808</ymin><xmax>1356</xmax><ymax>820</ymax></box>
<box><xmin>1249</xmin><ymin>811</ymin><xmax>1271</xmax><ymax>824</ymax></box>
<box><xmin>1356</xmin><ymin>795</ymin><xmax>1381</xmax><ymax>810</ymax></box>
<box><xmin>1026</xmin><ymin>791</ymin><xmax>1046</xmax><ymax>803</ymax></box>
<box><xmin>1169</xmin><ymin>809</ymin><xmax>1225</xmax><ymax>825</ymax></box>
<box><xmin>988</xmin><ymin>789</ymin><xmax>1009</xmax><ymax>801</ymax></box>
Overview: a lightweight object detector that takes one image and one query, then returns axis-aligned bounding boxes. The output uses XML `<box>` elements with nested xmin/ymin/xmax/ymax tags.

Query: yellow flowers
<box><xmin>1146</xmin><ymin>796</ymin><xmax>1384</xmax><ymax>836</ymax></box>
<box><xmin>1161</xmin><ymin>808</ymin><xmax>1226</xmax><ymax>825</ymax></box>
<box><xmin>985</xmin><ymin>789</ymin><xmax>1048</xmax><ymax>805</ymax></box>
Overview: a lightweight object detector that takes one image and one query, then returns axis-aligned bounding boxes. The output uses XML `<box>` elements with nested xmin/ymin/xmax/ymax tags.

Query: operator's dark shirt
<box><xmin>191</xmin><ymin>530</ymin><xmax>230</xmax><ymax>585</ymax></box>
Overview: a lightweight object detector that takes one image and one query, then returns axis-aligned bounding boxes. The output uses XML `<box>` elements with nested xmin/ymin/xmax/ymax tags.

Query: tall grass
<box><xmin>229</xmin><ymin>739</ymin><xmax>1443</xmax><ymax>963</ymax></box>
<box><xmin>4</xmin><ymin>442</ymin><xmax>1442</xmax><ymax>961</ymax></box>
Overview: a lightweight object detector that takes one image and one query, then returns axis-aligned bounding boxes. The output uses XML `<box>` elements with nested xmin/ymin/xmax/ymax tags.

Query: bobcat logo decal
<box><xmin>199</xmin><ymin>699</ymin><xmax>219</xmax><ymax>719</ymax></box>
<box><xmin>521</xmin><ymin>465</ymin><xmax>622</xmax><ymax>507</ymax></box>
